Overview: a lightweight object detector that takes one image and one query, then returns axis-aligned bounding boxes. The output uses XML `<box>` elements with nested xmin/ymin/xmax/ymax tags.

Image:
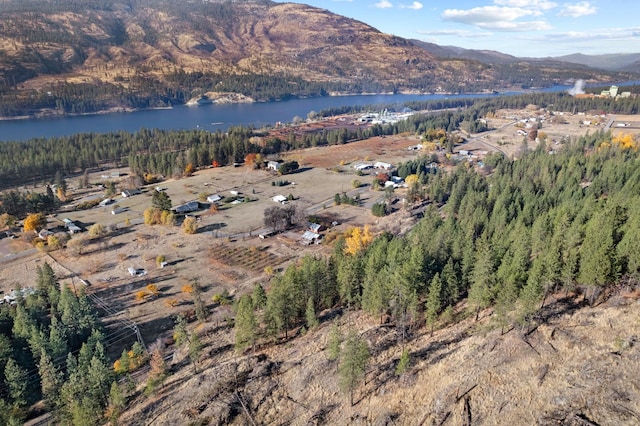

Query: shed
<box><xmin>272</xmin><ymin>195</ymin><xmax>287</xmax><ymax>203</ymax></box>
<box><xmin>207</xmin><ymin>194</ymin><xmax>221</xmax><ymax>203</ymax></box>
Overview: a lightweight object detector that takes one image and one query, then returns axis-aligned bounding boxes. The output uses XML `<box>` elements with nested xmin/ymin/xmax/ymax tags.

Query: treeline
<box><xmin>0</xmin><ymin>263</ymin><xmax>118</xmax><ymax>425</ymax></box>
<box><xmin>2</xmin><ymin>92</ymin><xmax>640</xmax><ymax>189</ymax></box>
<box><xmin>236</xmin><ymin>130</ymin><xmax>640</xmax><ymax>350</ymax></box>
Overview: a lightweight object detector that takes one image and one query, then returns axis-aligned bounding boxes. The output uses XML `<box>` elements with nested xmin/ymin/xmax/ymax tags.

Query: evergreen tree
<box><xmin>234</xmin><ymin>295</ymin><xmax>257</xmax><ymax>352</ymax></box>
<box><xmin>339</xmin><ymin>331</ymin><xmax>370</xmax><ymax>406</ymax></box>
<box><xmin>425</xmin><ymin>273</ymin><xmax>443</xmax><ymax>335</ymax></box>
<box><xmin>467</xmin><ymin>240</ymin><xmax>495</xmax><ymax>321</ymax></box>
<box><xmin>305</xmin><ymin>296</ymin><xmax>319</xmax><ymax>330</ymax></box>
<box><xmin>4</xmin><ymin>358</ymin><xmax>28</xmax><ymax>409</ymax></box>
<box><xmin>327</xmin><ymin>322</ymin><xmax>342</xmax><ymax>362</ymax></box>
<box><xmin>251</xmin><ymin>283</ymin><xmax>267</xmax><ymax>310</ymax></box>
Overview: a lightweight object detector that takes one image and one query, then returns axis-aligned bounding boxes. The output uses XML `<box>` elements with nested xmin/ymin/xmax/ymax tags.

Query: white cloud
<box><xmin>399</xmin><ymin>1</ymin><xmax>423</xmax><ymax>10</ymax></box>
<box><xmin>542</xmin><ymin>27</ymin><xmax>640</xmax><ymax>42</ymax></box>
<box><xmin>417</xmin><ymin>29</ymin><xmax>492</xmax><ymax>38</ymax></box>
<box><xmin>375</xmin><ymin>0</ymin><xmax>393</xmax><ymax>8</ymax></box>
<box><xmin>558</xmin><ymin>1</ymin><xmax>597</xmax><ymax>17</ymax></box>
<box><xmin>494</xmin><ymin>0</ymin><xmax>557</xmax><ymax>10</ymax></box>
<box><xmin>442</xmin><ymin>6</ymin><xmax>551</xmax><ymax>31</ymax></box>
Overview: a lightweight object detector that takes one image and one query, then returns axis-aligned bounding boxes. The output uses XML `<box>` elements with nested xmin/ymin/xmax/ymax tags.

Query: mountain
<box><xmin>0</xmin><ymin>0</ymin><xmax>635</xmax><ymax>117</ymax></box>
<box><xmin>410</xmin><ymin>40</ymin><xmax>518</xmax><ymax>64</ymax></box>
<box><xmin>552</xmin><ymin>53</ymin><xmax>640</xmax><ymax>72</ymax></box>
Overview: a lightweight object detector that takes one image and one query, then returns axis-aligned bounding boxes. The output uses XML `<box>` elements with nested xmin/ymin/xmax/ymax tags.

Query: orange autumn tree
<box><xmin>23</xmin><ymin>212</ymin><xmax>46</xmax><ymax>232</ymax></box>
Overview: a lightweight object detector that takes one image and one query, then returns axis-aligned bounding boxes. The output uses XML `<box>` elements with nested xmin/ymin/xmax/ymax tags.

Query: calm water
<box><xmin>0</xmin><ymin>85</ymin><xmax>583</xmax><ymax>142</ymax></box>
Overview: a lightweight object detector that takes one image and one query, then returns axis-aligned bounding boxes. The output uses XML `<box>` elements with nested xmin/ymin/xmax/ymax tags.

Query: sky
<box><xmin>273</xmin><ymin>0</ymin><xmax>640</xmax><ymax>57</ymax></box>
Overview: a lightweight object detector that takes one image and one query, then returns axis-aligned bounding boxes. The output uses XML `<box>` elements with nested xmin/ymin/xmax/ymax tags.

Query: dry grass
<box><xmin>116</xmin><ymin>294</ymin><xmax>640</xmax><ymax>426</ymax></box>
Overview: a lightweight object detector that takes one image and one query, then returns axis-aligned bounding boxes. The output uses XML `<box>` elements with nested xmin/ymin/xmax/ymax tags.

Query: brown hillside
<box><xmin>117</xmin><ymin>294</ymin><xmax>640</xmax><ymax>425</ymax></box>
<box><xmin>0</xmin><ymin>0</ymin><xmax>481</xmax><ymax>93</ymax></box>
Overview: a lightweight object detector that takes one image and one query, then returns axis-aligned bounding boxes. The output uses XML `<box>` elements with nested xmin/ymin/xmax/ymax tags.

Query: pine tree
<box><xmin>339</xmin><ymin>331</ymin><xmax>370</xmax><ymax>406</ymax></box>
<box><xmin>327</xmin><ymin>322</ymin><xmax>342</xmax><ymax>362</ymax></box>
<box><xmin>425</xmin><ymin>273</ymin><xmax>443</xmax><ymax>335</ymax></box>
<box><xmin>305</xmin><ymin>296</ymin><xmax>319</xmax><ymax>330</ymax></box>
<box><xmin>467</xmin><ymin>241</ymin><xmax>495</xmax><ymax>321</ymax></box>
<box><xmin>188</xmin><ymin>333</ymin><xmax>203</xmax><ymax>374</ymax></box>
<box><xmin>234</xmin><ymin>295</ymin><xmax>257</xmax><ymax>352</ymax></box>
<box><xmin>395</xmin><ymin>349</ymin><xmax>410</xmax><ymax>376</ymax></box>
<box><xmin>4</xmin><ymin>358</ymin><xmax>28</xmax><ymax>409</ymax></box>
<box><xmin>106</xmin><ymin>381</ymin><xmax>126</xmax><ymax>426</ymax></box>
<box><xmin>251</xmin><ymin>283</ymin><xmax>267</xmax><ymax>310</ymax></box>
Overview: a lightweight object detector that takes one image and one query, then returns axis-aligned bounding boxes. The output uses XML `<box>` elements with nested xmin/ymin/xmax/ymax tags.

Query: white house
<box><xmin>272</xmin><ymin>195</ymin><xmax>287</xmax><ymax>203</ymax></box>
<box><xmin>353</xmin><ymin>163</ymin><xmax>372</xmax><ymax>171</ymax></box>
<box><xmin>267</xmin><ymin>160</ymin><xmax>281</xmax><ymax>171</ymax></box>
<box><xmin>207</xmin><ymin>194</ymin><xmax>221</xmax><ymax>203</ymax></box>
<box><xmin>374</xmin><ymin>161</ymin><xmax>393</xmax><ymax>170</ymax></box>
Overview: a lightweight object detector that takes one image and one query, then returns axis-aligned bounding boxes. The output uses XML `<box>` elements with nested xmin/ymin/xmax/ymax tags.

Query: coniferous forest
<box><xmin>235</xmin><ymin>130</ymin><xmax>640</xmax><ymax>351</ymax></box>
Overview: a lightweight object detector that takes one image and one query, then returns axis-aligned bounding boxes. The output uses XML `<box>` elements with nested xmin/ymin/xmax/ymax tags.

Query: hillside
<box><xmin>116</xmin><ymin>295</ymin><xmax>640</xmax><ymax>425</ymax></box>
<box><xmin>0</xmin><ymin>0</ymin><xmax>635</xmax><ymax>117</ymax></box>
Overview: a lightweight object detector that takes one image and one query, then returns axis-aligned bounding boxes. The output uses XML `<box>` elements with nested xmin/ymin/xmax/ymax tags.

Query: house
<box><xmin>128</xmin><ymin>267</ymin><xmax>147</xmax><ymax>277</ymax></box>
<box><xmin>267</xmin><ymin>160</ymin><xmax>281</xmax><ymax>171</ymax></box>
<box><xmin>67</xmin><ymin>224</ymin><xmax>83</xmax><ymax>234</ymax></box>
<box><xmin>99</xmin><ymin>198</ymin><xmax>114</xmax><ymax>207</ymax></box>
<box><xmin>37</xmin><ymin>229</ymin><xmax>52</xmax><ymax>239</ymax></box>
<box><xmin>229</xmin><ymin>190</ymin><xmax>240</xmax><ymax>196</ymax></box>
<box><xmin>121</xmin><ymin>189</ymin><xmax>141</xmax><ymax>198</ymax></box>
<box><xmin>374</xmin><ymin>161</ymin><xmax>393</xmax><ymax>170</ymax></box>
<box><xmin>174</xmin><ymin>201</ymin><xmax>200</xmax><ymax>214</ymax></box>
<box><xmin>111</xmin><ymin>206</ymin><xmax>126</xmax><ymax>215</ymax></box>
<box><xmin>272</xmin><ymin>195</ymin><xmax>287</xmax><ymax>204</ymax></box>
<box><xmin>301</xmin><ymin>231</ymin><xmax>321</xmax><ymax>245</ymax></box>
<box><xmin>353</xmin><ymin>163</ymin><xmax>372</xmax><ymax>171</ymax></box>
<box><xmin>207</xmin><ymin>194</ymin><xmax>221</xmax><ymax>203</ymax></box>
<box><xmin>307</xmin><ymin>222</ymin><xmax>324</xmax><ymax>233</ymax></box>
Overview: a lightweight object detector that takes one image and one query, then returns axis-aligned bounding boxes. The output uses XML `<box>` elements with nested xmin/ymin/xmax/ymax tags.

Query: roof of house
<box><xmin>207</xmin><ymin>194</ymin><xmax>221</xmax><ymax>203</ymax></box>
<box><xmin>301</xmin><ymin>231</ymin><xmax>320</xmax><ymax>241</ymax></box>
<box><xmin>174</xmin><ymin>200</ymin><xmax>200</xmax><ymax>213</ymax></box>
<box><xmin>272</xmin><ymin>195</ymin><xmax>287</xmax><ymax>203</ymax></box>
<box><xmin>308</xmin><ymin>222</ymin><xmax>322</xmax><ymax>232</ymax></box>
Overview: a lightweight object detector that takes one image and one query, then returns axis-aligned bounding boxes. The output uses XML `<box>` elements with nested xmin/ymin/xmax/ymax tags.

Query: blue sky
<box><xmin>273</xmin><ymin>0</ymin><xmax>640</xmax><ymax>57</ymax></box>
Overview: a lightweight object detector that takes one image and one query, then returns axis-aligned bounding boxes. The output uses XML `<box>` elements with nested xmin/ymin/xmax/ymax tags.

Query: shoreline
<box><xmin>0</xmin><ymin>89</ymin><xmax>514</xmax><ymax>122</ymax></box>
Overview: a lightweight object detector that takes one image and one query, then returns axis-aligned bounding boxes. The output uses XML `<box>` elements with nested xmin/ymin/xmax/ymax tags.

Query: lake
<box><xmin>0</xmin><ymin>83</ymin><xmax>602</xmax><ymax>142</ymax></box>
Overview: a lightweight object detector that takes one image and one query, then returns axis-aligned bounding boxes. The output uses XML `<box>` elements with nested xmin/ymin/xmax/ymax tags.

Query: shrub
<box><xmin>183</xmin><ymin>216</ymin><xmax>198</xmax><ymax>234</ymax></box>
<box><xmin>372</xmin><ymin>202</ymin><xmax>388</xmax><ymax>217</ymax></box>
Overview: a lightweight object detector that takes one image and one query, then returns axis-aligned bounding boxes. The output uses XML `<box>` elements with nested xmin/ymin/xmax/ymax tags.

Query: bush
<box><xmin>372</xmin><ymin>202</ymin><xmax>388</xmax><ymax>217</ymax></box>
<box><xmin>183</xmin><ymin>216</ymin><xmax>197</xmax><ymax>234</ymax></box>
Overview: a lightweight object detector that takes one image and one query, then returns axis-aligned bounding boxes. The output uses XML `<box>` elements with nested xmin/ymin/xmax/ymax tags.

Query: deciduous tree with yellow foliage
<box><xmin>344</xmin><ymin>225</ymin><xmax>373</xmax><ymax>256</ymax></box>
<box><xmin>23</xmin><ymin>212</ymin><xmax>46</xmax><ymax>232</ymax></box>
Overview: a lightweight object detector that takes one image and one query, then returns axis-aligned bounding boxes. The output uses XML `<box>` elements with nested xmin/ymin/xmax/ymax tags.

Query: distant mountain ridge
<box><xmin>410</xmin><ymin>40</ymin><xmax>640</xmax><ymax>73</ymax></box>
<box><xmin>551</xmin><ymin>53</ymin><xmax>640</xmax><ymax>72</ymax></box>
